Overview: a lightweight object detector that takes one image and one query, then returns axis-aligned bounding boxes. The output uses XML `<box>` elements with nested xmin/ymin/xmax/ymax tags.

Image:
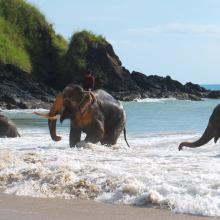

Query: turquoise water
<box><xmin>4</xmin><ymin>84</ymin><xmax>220</xmax><ymax>137</ymax></box>
<box><xmin>202</xmin><ymin>84</ymin><xmax>220</xmax><ymax>91</ymax></box>
<box><xmin>7</xmin><ymin>98</ymin><xmax>220</xmax><ymax>136</ymax></box>
<box><xmin>125</xmin><ymin>98</ymin><xmax>219</xmax><ymax>134</ymax></box>
<box><xmin>5</xmin><ymin>84</ymin><xmax>220</xmax><ymax>137</ymax></box>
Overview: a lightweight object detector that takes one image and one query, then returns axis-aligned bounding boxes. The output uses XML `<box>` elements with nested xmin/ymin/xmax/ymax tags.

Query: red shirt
<box><xmin>83</xmin><ymin>74</ymin><xmax>95</xmax><ymax>91</ymax></box>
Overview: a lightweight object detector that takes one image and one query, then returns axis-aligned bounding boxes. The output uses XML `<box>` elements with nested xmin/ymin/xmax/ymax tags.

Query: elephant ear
<box><xmin>63</xmin><ymin>98</ymin><xmax>79</xmax><ymax>113</ymax></box>
<box><xmin>63</xmin><ymin>98</ymin><xmax>73</xmax><ymax>108</ymax></box>
<box><xmin>79</xmin><ymin>91</ymin><xmax>96</xmax><ymax>115</ymax></box>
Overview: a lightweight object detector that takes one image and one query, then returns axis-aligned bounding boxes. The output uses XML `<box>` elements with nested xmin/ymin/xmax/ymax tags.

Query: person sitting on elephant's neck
<box><xmin>83</xmin><ymin>69</ymin><xmax>95</xmax><ymax>91</ymax></box>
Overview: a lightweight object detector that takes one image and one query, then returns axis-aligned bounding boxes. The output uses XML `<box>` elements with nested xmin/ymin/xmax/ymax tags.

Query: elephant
<box><xmin>179</xmin><ymin>104</ymin><xmax>220</xmax><ymax>151</ymax></box>
<box><xmin>35</xmin><ymin>84</ymin><xmax>130</xmax><ymax>148</ymax></box>
<box><xmin>0</xmin><ymin>114</ymin><xmax>20</xmax><ymax>138</ymax></box>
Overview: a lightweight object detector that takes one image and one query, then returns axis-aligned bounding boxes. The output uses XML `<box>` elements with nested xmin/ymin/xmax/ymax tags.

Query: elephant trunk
<box><xmin>48</xmin><ymin>94</ymin><xmax>63</xmax><ymax>142</ymax></box>
<box><xmin>179</xmin><ymin>122</ymin><xmax>214</xmax><ymax>150</ymax></box>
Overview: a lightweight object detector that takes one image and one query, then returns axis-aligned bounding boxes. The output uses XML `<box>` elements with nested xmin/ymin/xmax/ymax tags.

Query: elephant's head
<box><xmin>35</xmin><ymin>84</ymin><xmax>96</xmax><ymax>142</ymax></box>
<box><xmin>179</xmin><ymin>105</ymin><xmax>220</xmax><ymax>150</ymax></box>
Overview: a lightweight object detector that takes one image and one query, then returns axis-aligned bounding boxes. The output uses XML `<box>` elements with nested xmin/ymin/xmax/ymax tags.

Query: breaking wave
<box><xmin>1</xmin><ymin>100</ymin><xmax>220</xmax><ymax>217</ymax></box>
<box><xmin>1</xmin><ymin>129</ymin><xmax>220</xmax><ymax>216</ymax></box>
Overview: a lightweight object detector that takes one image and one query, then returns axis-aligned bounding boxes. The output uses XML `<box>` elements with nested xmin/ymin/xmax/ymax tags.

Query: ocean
<box><xmin>203</xmin><ymin>84</ymin><xmax>220</xmax><ymax>91</ymax></box>
<box><xmin>1</xmin><ymin>85</ymin><xmax>220</xmax><ymax>216</ymax></box>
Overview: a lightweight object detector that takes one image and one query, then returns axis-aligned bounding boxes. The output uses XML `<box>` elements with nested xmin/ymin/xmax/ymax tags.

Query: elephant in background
<box><xmin>0</xmin><ymin>114</ymin><xmax>20</xmax><ymax>138</ymax></box>
<box><xmin>179</xmin><ymin>104</ymin><xmax>220</xmax><ymax>151</ymax></box>
<box><xmin>35</xmin><ymin>84</ymin><xmax>130</xmax><ymax>148</ymax></box>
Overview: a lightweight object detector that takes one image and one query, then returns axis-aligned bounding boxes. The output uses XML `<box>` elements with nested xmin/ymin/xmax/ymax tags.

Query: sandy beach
<box><xmin>0</xmin><ymin>193</ymin><xmax>217</xmax><ymax>220</ymax></box>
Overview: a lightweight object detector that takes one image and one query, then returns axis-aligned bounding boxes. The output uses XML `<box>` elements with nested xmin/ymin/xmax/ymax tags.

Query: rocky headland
<box><xmin>0</xmin><ymin>64</ymin><xmax>56</xmax><ymax>109</ymax></box>
<box><xmin>0</xmin><ymin>61</ymin><xmax>220</xmax><ymax>109</ymax></box>
<box><xmin>0</xmin><ymin>0</ymin><xmax>220</xmax><ymax>109</ymax></box>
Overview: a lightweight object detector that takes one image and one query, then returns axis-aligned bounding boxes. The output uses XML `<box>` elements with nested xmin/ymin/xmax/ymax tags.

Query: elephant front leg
<box><xmin>85</xmin><ymin>120</ymin><xmax>104</xmax><ymax>144</ymax></box>
<box><xmin>69</xmin><ymin>124</ymin><xmax>81</xmax><ymax>148</ymax></box>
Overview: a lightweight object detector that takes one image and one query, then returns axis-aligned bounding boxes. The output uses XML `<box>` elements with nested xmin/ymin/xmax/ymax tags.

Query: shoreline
<box><xmin>0</xmin><ymin>193</ymin><xmax>217</xmax><ymax>220</ymax></box>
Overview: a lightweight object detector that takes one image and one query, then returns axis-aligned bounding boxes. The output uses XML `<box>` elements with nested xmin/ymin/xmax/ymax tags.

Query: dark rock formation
<box><xmin>63</xmin><ymin>34</ymin><xmax>140</xmax><ymax>98</ymax></box>
<box><xmin>0</xmin><ymin>40</ymin><xmax>220</xmax><ymax>110</ymax></box>
<box><xmin>130</xmin><ymin>71</ymin><xmax>208</xmax><ymax>101</ymax></box>
<box><xmin>184</xmin><ymin>82</ymin><xmax>207</xmax><ymax>94</ymax></box>
<box><xmin>0</xmin><ymin>64</ymin><xmax>56</xmax><ymax>109</ymax></box>
<box><xmin>206</xmin><ymin>91</ymin><xmax>220</xmax><ymax>99</ymax></box>
<box><xmin>62</xmin><ymin>33</ymin><xmax>212</xmax><ymax>102</ymax></box>
<box><xmin>86</xmin><ymin>44</ymin><xmax>140</xmax><ymax>92</ymax></box>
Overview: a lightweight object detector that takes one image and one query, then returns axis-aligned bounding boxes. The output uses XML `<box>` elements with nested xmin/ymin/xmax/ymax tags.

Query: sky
<box><xmin>28</xmin><ymin>0</ymin><xmax>220</xmax><ymax>84</ymax></box>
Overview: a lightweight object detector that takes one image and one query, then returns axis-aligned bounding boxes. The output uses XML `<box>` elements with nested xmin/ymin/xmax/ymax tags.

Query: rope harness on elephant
<box><xmin>79</xmin><ymin>91</ymin><xmax>97</xmax><ymax>115</ymax></box>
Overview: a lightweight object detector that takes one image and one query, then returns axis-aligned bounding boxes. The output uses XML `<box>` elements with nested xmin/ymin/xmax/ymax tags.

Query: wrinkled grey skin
<box><xmin>48</xmin><ymin>84</ymin><xmax>127</xmax><ymax>148</ymax></box>
<box><xmin>0</xmin><ymin>114</ymin><xmax>20</xmax><ymax>138</ymax></box>
<box><xmin>179</xmin><ymin>104</ymin><xmax>220</xmax><ymax>151</ymax></box>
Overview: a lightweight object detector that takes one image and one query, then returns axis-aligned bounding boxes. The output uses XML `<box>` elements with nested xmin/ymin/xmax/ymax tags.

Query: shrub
<box><xmin>63</xmin><ymin>30</ymin><xmax>106</xmax><ymax>85</ymax></box>
<box><xmin>0</xmin><ymin>0</ymin><xmax>68</xmax><ymax>87</ymax></box>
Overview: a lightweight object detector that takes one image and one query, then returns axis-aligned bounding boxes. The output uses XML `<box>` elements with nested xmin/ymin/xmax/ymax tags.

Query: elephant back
<box><xmin>94</xmin><ymin>89</ymin><xmax>124</xmax><ymax>120</ymax></box>
<box><xmin>94</xmin><ymin>89</ymin><xmax>120</xmax><ymax>106</ymax></box>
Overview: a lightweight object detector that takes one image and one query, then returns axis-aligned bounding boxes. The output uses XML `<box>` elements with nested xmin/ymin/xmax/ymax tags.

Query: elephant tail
<box><xmin>123</xmin><ymin>127</ymin><xmax>131</xmax><ymax>148</ymax></box>
<box><xmin>17</xmin><ymin>131</ymin><xmax>21</xmax><ymax>137</ymax></box>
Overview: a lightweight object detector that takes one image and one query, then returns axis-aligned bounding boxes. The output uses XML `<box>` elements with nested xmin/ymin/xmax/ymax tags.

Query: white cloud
<box><xmin>128</xmin><ymin>24</ymin><xmax>220</xmax><ymax>36</ymax></box>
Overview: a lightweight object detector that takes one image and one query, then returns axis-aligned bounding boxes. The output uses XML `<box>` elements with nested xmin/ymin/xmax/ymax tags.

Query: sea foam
<box><xmin>1</xmin><ymin>128</ymin><xmax>220</xmax><ymax>216</ymax></box>
<box><xmin>1</xmin><ymin>105</ymin><xmax>220</xmax><ymax>217</ymax></box>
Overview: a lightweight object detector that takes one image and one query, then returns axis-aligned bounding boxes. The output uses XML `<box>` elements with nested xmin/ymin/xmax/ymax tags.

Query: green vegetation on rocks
<box><xmin>0</xmin><ymin>0</ymin><xmax>68</xmax><ymax>87</ymax></box>
<box><xmin>63</xmin><ymin>30</ymin><xmax>106</xmax><ymax>84</ymax></box>
<box><xmin>0</xmin><ymin>0</ymin><xmax>117</xmax><ymax>89</ymax></box>
<box><xmin>62</xmin><ymin>30</ymin><xmax>138</xmax><ymax>93</ymax></box>
<box><xmin>0</xmin><ymin>17</ymin><xmax>31</xmax><ymax>71</ymax></box>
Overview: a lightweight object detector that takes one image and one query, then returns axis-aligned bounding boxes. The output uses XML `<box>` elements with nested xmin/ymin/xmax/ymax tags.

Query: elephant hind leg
<box><xmin>102</xmin><ymin>127</ymin><xmax>123</xmax><ymax>145</ymax></box>
<box><xmin>84</xmin><ymin>120</ymin><xmax>104</xmax><ymax>144</ymax></box>
<box><xmin>103</xmin><ymin>109</ymin><xmax>125</xmax><ymax>146</ymax></box>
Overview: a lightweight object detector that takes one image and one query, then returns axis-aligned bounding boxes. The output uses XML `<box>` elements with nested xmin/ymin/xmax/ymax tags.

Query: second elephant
<box><xmin>0</xmin><ymin>114</ymin><xmax>20</xmax><ymax>138</ymax></box>
<box><xmin>179</xmin><ymin>104</ymin><xmax>220</xmax><ymax>151</ymax></box>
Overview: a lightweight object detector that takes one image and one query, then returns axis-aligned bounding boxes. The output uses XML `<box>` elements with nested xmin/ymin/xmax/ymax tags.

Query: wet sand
<box><xmin>0</xmin><ymin>194</ymin><xmax>217</xmax><ymax>220</ymax></box>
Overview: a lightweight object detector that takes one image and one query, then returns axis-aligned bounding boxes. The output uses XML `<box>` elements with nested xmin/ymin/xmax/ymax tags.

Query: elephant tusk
<box><xmin>33</xmin><ymin>112</ymin><xmax>59</xmax><ymax>120</ymax></box>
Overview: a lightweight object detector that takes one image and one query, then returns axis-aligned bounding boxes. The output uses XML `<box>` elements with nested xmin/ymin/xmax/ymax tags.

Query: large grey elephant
<box><xmin>0</xmin><ymin>114</ymin><xmax>20</xmax><ymax>138</ymax></box>
<box><xmin>35</xmin><ymin>84</ymin><xmax>130</xmax><ymax>148</ymax></box>
<box><xmin>179</xmin><ymin>104</ymin><xmax>220</xmax><ymax>151</ymax></box>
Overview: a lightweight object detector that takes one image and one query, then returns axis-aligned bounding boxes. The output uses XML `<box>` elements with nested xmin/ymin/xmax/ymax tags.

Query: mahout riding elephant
<box><xmin>0</xmin><ymin>113</ymin><xmax>20</xmax><ymax>138</ymax></box>
<box><xmin>35</xmin><ymin>84</ymin><xmax>130</xmax><ymax>148</ymax></box>
<box><xmin>179</xmin><ymin>104</ymin><xmax>220</xmax><ymax>151</ymax></box>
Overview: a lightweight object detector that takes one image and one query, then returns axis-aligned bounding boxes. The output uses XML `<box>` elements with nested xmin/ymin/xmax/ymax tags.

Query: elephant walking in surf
<box><xmin>36</xmin><ymin>84</ymin><xmax>130</xmax><ymax>148</ymax></box>
<box><xmin>0</xmin><ymin>114</ymin><xmax>20</xmax><ymax>138</ymax></box>
<box><xmin>179</xmin><ymin>104</ymin><xmax>220</xmax><ymax>151</ymax></box>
